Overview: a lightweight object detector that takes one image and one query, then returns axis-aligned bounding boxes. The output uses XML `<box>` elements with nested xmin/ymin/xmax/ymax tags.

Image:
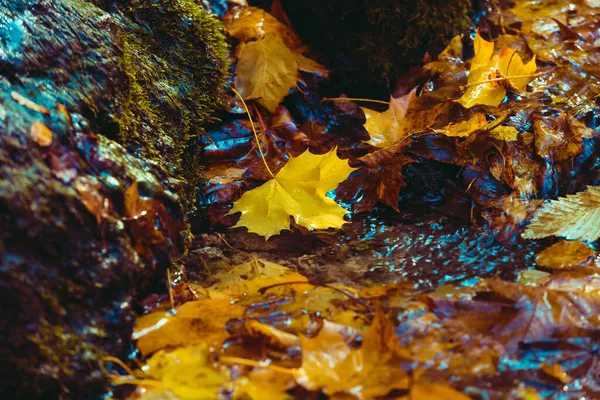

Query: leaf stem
<box><xmin>231</xmin><ymin>88</ymin><xmax>275</xmax><ymax>179</ymax></box>
<box><xmin>324</xmin><ymin>97</ymin><xmax>391</xmax><ymax>106</ymax></box>
<box><xmin>219</xmin><ymin>356</ymin><xmax>295</xmax><ymax>374</ymax></box>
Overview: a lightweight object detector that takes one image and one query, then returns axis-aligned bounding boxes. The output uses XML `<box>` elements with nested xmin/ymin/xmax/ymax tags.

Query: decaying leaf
<box><xmin>30</xmin><ymin>121</ymin><xmax>53</xmax><ymax>146</ymax></box>
<box><xmin>229</xmin><ymin>148</ymin><xmax>355</xmax><ymax>239</ymax></box>
<box><xmin>457</xmin><ymin>33</ymin><xmax>537</xmax><ymax>108</ymax></box>
<box><xmin>490</xmin><ymin>125</ymin><xmax>519</xmax><ymax>141</ymax></box>
<box><xmin>337</xmin><ymin>154</ymin><xmax>414</xmax><ymax>212</ymax></box>
<box><xmin>535</xmin><ymin>240</ymin><xmax>596</xmax><ymax>270</ymax></box>
<box><xmin>523</xmin><ymin>186</ymin><xmax>600</xmax><ymax>241</ymax></box>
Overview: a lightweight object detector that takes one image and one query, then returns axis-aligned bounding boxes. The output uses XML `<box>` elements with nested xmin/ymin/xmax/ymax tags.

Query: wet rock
<box><xmin>0</xmin><ymin>0</ymin><xmax>228</xmax><ymax>397</ymax></box>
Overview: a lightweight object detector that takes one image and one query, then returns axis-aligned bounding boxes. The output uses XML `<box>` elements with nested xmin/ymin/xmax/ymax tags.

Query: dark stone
<box><xmin>0</xmin><ymin>0</ymin><xmax>228</xmax><ymax>397</ymax></box>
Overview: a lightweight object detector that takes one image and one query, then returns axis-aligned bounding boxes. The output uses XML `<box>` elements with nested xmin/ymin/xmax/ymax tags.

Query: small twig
<box><xmin>324</xmin><ymin>97</ymin><xmax>390</xmax><ymax>106</ymax></box>
<box><xmin>102</xmin><ymin>356</ymin><xmax>135</xmax><ymax>376</ymax></box>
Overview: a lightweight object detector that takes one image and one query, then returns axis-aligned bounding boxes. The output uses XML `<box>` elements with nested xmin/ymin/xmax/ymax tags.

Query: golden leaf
<box><xmin>234</xmin><ymin>33</ymin><xmax>298</xmax><ymax>112</ymax></box>
<box><xmin>30</xmin><ymin>121</ymin><xmax>53</xmax><ymax>147</ymax></box>
<box><xmin>205</xmin><ymin>258</ymin><xmax>310</xmax><ymax>298</ymax></box>
<box><xmin>122</xmin><ymin>344</ymin><xmax>229</xmax><ymax>400</ymax></box>
<box><xmin>228</xmin><ymin>7</ymin><xmax>327</xmax><ymax>111</ymax></box>
<box><xmin>440</xmin><ymin>113</ymin><xmax>487</xmax><ymax>137</ymax></box>
<box><xmin>294</xmin><ymin>309</ymin><xmax>409</xmax><ymax>399</ymax></box>
<box><xmin>133</xmin><ymin>298</ymin><xmax>245</xmax><ymax>356</ymax></box>
<box><xmin>228</xmin><ymin>148</ymin><xmax>355</xmax><ymax>239</ymax></box>
<box><xmin>523</xmin><ymin>186</ymin><xmax>600</xmax><ymax>241</ymax></box>
<box><xmin>490</xmin><ymin>125</ymin><xmax>519</xmax><ymax>141</ymax></box>
<box><xmin>362</xmin><ymin>88</ymin><xmax>444</xmax><ymax>148</ymax></box>
<box><xmin>535</xmin><ymin>240</ymin><xmax>596</xmax><ymax>270</ymax></box>
<box><xmin>457</xmin><ymin>33</ymin><xmax>536</xmax><ymax>108</ymax></box>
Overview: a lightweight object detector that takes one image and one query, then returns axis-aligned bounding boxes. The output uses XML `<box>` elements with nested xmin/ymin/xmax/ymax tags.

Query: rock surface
<box><xmin>0</xmin><ymin>0</ymin><xmax>228</xmax><ymax>397</ymax></box>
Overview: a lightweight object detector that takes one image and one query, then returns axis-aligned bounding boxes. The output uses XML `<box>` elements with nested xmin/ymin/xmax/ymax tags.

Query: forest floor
<box><xmin>113</xmin><ymin>1</ymin><xmax>600</xmax><ymax>399</ymax></box>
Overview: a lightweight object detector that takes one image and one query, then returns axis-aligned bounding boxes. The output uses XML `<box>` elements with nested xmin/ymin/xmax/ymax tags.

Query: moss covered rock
<box><xmin>0</xmin><ymin>0</ymin><xmax>228</xmax><ymax>397</ymax></box>
<box><xmin>270</xmin><ymin>0</ymin><xmax>472</xmax><ymax>98</ymax></box>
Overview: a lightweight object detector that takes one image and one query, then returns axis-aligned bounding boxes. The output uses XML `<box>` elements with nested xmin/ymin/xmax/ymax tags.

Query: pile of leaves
<box><xmin>112</xmin><ymin>0</ymin><xmax>600</xmax><ymax>399</ymax></box>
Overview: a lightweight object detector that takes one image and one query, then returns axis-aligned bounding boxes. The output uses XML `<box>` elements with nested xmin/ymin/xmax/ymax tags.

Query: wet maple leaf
<box><xmin>294</xmin><ymin>307</ymin><xmax>410</xmax><ymax>399</ymax></box>
<box><xmin>232</xmin><ymin>369</ymin><xmax>293</xmax><ymax>400</ymax></box>
<box><xmin>337</xmin><ymin>154</ymin><xmax>414</xmax><ymax>213</ymax></box>
<box><xmin>457</xmin><ymin>33</ymin><xmax>537</xmax><ymax>108</ymax></box>
<box><xmin>227</xmin><ymin>7</ymin><xmax>327</xmax><ymax>112</ymax></box>
<box><xmin>234</xmin><ymin>33</ymin><xmax>298</xmax><ymax>112</ymax></box>
<box><xmin>487</xmin><ymin>277</ymin><xmax>600</xmax><ymax>350</ymax></box>
<box><xmin>205</xmin><ymin>258</ymin><xmax>310</xmax><ymax>298</ymax></box>
<box><xmin>535</xmin><ymin>240</ymin><xmax>596</xmax><ymax>270</ymax></box>
<box><xmin>133</xmin><ymin>298</ymin><xmax>245</xmax><ymax>356</ymax></box>
<box><xmin>228</xmin><ymin>148</ymin><xmax>355</xmax><ymax>239</ymax></box>
<box><xmin>362</xmin><ymin>89</ymin><xmax>445</xmax><ymax>148</ymax></box>
<box><xmin>118</xmin><ymin>344</ymin><xmax>229</xmax><ymax>400</ymax></box>
<box><xmin>398</xmin><ymin>382</ymin><xmax>471</xmax><ymax>400</ymax></box>
<box><xmin>523</xmin><ymin>186</ymin><xmax>600</xmax><ymax>241</ymax></box>
<box><xmin>439</xmin><ymin>113</ymin><xmax>488</xmax><ymax>138</ymax></box>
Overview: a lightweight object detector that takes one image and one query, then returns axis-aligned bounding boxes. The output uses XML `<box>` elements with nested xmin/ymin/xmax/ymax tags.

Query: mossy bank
<box><xmin>0</xmin><ymin>0</ymin><xmax>228</xmax><ymax>397</ymax></box>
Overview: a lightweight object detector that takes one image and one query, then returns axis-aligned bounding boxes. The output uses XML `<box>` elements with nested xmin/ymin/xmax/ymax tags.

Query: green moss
<box><xmin>115</xmin><ymin>0</ymin><xmax>230</xmax><ymax>190</ymax></box>
<box><xmin>277</xmin><ymin>0</ymin><xmax>472</xmax><ymax>97</ymax></box>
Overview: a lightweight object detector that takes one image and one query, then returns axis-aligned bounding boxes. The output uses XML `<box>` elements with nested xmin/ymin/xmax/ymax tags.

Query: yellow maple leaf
<box><xmin>457</xmin><ymin>33</ymin><xmax>537</xmax><ymax>108</ymax></box>
<box><xmin>228</xmin><ymin>148</ymin><xmax>355</xmax><ymax>239</ymax></box>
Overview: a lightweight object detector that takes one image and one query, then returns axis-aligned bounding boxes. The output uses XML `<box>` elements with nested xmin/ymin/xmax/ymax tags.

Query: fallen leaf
<box><xmin>228</xmin><ymin>148</ymin><xmax>355</xmax><ymax>239</ymax></box>
<box><xmin>490</xmin><ymin>125</ymin><xmax>519</xmax><ymax>141</ymax></box>
<box><xmin>398</xmin><ymin>383</ymin><xmax>471</xmax><ymax>400</ymax></box>
<box><xmin>523</xmin><ymin>186</ymin><xmax>600</xmax><ymax>241</ymax></box>
<box><xmin>337</xmin><ymin>155</ymin><xmax>414</xmax><ymax>212</ymax></box>
<box><xmin>234</xmin><ymin>33</ymin><xmax>298</xmax><ymax>112</ymax></box>
<box><xmin>440</xmin><ymin>113</ymin><xmax>487</xmax><ymax>137</ymax></box>
<box><xmin>362</xmin><ymin>89</ymin><xmax>445</xmax><ymax>148</ymax></box>
<box><xmin>294</xmin><ymin>309</ymin><xmax>409</xmax><ymax>399</ymax></box>
<box><xmin>232</xmin><ymin>369</ymin><xmax>293</xmax><ymax>400</ymax></box>
<box><xmin>133</xmin><ymin>298</ymin><xmax>245</xmax><ymax>356</ymax></box>
<box><xmin>535</xmin><ymin>240</ymin><xmax>596</xmax><ymax>270</ymax></box>
<box><xmin>457</xmin><ymin>33</ymin><xmax>536</xmax><ymax>108</ymax></box>
<box><xmin>30</xmin><ymin>121</ymin><xmax>53</xmax><ymax>146</ymax></box>
<box><xmin>206</xmin><ymin>166</ymin><xmax>247</xmax><ymax>185</ymax></box>
<box><xmin>541</xmin><ymin>362</ymin><xmax>573</xmax><ymax>384</ymax></box>
<box><xmin>121</xmin><ymin>344</ymin><xmax>229</xmax><ymax>400</ymax></box>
